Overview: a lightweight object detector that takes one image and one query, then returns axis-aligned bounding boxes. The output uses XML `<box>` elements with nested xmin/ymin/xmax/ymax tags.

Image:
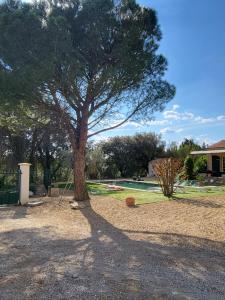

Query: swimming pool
<box><xmin>100</xmin><ymin>180</ymin><xmax>160</xmax><ymax>191</ymax></box>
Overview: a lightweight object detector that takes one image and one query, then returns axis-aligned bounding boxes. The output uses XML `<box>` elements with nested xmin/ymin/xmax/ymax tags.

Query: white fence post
<box><xmin>18</xmin><ymin>163</ymin><xmax>31</xmax><ymax>205</ymax></box>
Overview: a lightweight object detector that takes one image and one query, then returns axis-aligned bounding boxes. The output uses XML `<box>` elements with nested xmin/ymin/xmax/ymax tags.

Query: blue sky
<box><xmin>99</xmin><ymin>0</ymin><xmax>225</xmax><ymax>146</ymax></box>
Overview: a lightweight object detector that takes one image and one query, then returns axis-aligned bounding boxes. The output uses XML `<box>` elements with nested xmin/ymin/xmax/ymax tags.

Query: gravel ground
<box><xmin>0</xmin><ymin>194</ymin><xmax>225</xmax><ymax>299</ymax></box>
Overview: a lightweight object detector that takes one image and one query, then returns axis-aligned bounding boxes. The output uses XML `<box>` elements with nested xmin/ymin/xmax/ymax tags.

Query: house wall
<box><xmin>148</xmin><ymin>160</ymin><xmax>156</xmax><ymax>177</ymax></box>
<box><xmin>220</xmin><ymin>155</ymin><xmax>225</xmax><ymax>172</ymax></box>
<box><xmin>208</xmin><ymin>154</ymin><xmax>225</xmax><ymax>173</ymax></box>
<box><xmin>207</xmin><ymin>154</ymin><xmax>212</xmax><ymax>171</ymax></box>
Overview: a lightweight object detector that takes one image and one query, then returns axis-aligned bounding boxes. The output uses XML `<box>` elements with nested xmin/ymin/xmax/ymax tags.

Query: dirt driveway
<box><xmin>1</xmin><ymin>195</ymin><xmax>225</xmax><ymax>299</ymax></box>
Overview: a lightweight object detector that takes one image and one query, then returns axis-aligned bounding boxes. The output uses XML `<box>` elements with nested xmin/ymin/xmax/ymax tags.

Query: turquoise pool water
<box><xmin>101</xmin><ymin>180</ymin><xmax>159</xmax><ymax>191</ymax></box>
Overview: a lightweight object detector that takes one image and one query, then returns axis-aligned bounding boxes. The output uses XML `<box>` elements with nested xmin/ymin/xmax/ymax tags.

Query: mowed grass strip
<box><xmin>56</xmin><ymin>182</ymin><xmax>225</xmax><ymax>205</ymax></box>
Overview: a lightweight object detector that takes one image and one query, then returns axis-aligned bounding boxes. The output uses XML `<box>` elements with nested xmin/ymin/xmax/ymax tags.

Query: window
<box><xmin>223</xmin><ymin>157</ymin><xmax>225</xmax><ymax>172</ymax></box>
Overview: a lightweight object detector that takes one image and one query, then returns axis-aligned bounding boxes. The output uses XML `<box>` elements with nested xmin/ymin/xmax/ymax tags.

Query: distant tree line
<box><xmin>0</xmin><ymin>104</ymin><xmax>72</xmax><ymax>189</ymax></box>
<box><xmin>87</xmin><ymin>133</ymin><xmax>165</xmax><ymax>179</ymax></box>
<box><xmin>86</xmin><ymin>135</ymin><xmax>207</xmax><ymax>179</ymax></box>
<box><xmin>0</xmin><ymin>101</ymin><xmax>207</xmax><ymax>184</ymax></box>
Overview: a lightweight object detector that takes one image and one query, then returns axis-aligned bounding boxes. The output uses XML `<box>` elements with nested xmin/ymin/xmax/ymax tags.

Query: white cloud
<box><xmin>92</xmin><ymin>135</ymin><xmax>109</xmax><ymax>143</ymax></box>
<box><xmin>194</xmin><ymin>116</ymin><xmax>214</xmax><ymax>124</ymax></box>
<box><xmin>160</xmin><ymin>127</ymin><xmax>172</xmax><ymax>134</ymax></box>
<box><xmin>144</xmin><ymin>119</ymin><xmax>169</xmax><ymax>126</ymax></box>
<box><xmin>176</xmin><ymin>128</ymin><xmax>184</xmax><ymax>133</ymax></box>
<box><xmin>102</xmin><ymin>119</ymin><xmax>143</xmax><ymax>129</ymax></box>
<box><xmin>172</xmin><ymin>104</ymin><xmax>180</xmax><ymax>110</ymax></box>
<box><xmin>160</xmin><ymin>127</ymin><xmax>183</xmax><ymax>134</ymax></box>
<box><xmin>194</xmin><ymin>115</ymin><xmax>225</xmax><ymax>124</ymax></box>
<box><xmin>162</xmin><ymin>104</ymin><xmax>225</xmax><ymax>127</ymax></box>
<box><xmin>163</xmin><ymin>110</ymin><xmax>180</xmax><ymax>120</ymax></box>
<box><xmin>120</xmin><ymin>120</ymin><xmax>143</xmax><ymax>128</ymax></box>
<box><xmin>163</xmin><ymin>103</ymin><xmax>195</xmax><ymax>121</ymax></box>
<box><xmin>163</xmin><ymin>110</ymin><xmax>194</xmax><ymax>121</ymax></box>
<box><xmin>217</xmin><ymin>115</ymin><xmax>225</xmax><ymax>121</ymax></box>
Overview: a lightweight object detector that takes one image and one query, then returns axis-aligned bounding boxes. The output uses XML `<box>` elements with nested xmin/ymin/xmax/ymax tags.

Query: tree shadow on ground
<box><xmin>0</xmin><ymin>201</ymin><xmax>225</xmax><ymax>299</ymax></box>
<box><xmin>172</xmin><ymin>196</ymin><xmax>223</xmax><ymax>208</ymax></box>
<box><xmin>0</xmin><ymin>205</ymin><xmax>27</xmax><ymax>220</ymax></box>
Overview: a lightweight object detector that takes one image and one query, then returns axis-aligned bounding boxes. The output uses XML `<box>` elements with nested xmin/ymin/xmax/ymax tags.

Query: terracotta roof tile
<box><xmin>209</xmin><ymin>140</ymin><xmax>225</xmax><ymax>149</ymax></box>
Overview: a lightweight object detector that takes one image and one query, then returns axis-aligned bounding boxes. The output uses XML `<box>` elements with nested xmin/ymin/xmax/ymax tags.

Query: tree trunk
<box><xmin>64</xmin><ymin>104</ymin><xmax>89</xmax><ymax>201</ymax></box>
<box><xmin>29</xmin><ymin>128</ymin><xmax>38</xmax><ymax>184</ymax></box>
<box><xmin>38</xmin><ymin>146</ymin><xmax>52</xmax><ymax>190</ymax></box>
<box><xmin>73</xmin><ymin>149</ymin><xmax>90</xmax><ymax>201</ymax></box>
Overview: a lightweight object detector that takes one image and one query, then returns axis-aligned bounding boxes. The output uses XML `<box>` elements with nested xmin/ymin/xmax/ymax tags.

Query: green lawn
<box><xmin>56</xmin><ymin>182</ymin><xmax>225</xmax><ymax>205</ymax></box>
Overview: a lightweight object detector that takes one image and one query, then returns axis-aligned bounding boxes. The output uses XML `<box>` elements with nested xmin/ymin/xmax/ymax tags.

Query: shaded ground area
<box><xmin>0</xmin><ymin>195</ymin><xmax>225</xmax><ymax>299</ymax></box>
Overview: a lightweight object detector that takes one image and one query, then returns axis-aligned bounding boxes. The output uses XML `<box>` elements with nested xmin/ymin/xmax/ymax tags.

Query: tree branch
<box><xmin>88</xmin><ymin>106</ymin><xmax>139</xmax><ymax>138</ymax></box>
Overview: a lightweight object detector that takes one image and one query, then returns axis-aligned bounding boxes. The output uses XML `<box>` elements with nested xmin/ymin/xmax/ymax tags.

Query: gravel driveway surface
<box><xmin>0</xmin><ymin>195</ymin><xmax>225</xmax><ymax>299</ymax></box>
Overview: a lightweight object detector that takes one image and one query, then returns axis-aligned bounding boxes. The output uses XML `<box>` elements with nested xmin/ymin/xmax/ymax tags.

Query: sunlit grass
<box><xmin>56</xmin><ymin>182</ymin><xmax>225</xmax><ymax>205</ymax></box>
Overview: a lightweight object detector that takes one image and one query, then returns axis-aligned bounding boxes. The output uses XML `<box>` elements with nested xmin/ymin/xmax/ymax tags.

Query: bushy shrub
<box><xmin>184</xmin><ymin>156</ymin><xmax>194</xmax><ymax>180</ymax></box>
<box><xmin>196</xmin><ymin>174</ymin><xmax>205</xmax><ymax>182</ymax></box>
<box><xmin>152</xmin><ymin>158</ymin><xmax>182</xmax><ymax>197</ymax></box>
<box><xmin>194</xmin><ymin>156</ymin><xmax>207</xmax><ymax>174</ymax></box>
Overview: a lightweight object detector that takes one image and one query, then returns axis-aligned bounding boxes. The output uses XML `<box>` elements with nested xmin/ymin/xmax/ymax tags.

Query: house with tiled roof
<box><xmin>191</xmin><ymin>140</ymin><xmax>225</xmax><ymax>176</ymax></box>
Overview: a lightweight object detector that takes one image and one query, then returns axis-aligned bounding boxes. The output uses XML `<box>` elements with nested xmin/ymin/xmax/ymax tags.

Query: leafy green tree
<box><xmin>102</xmin><ymin>133</ymin><xmax>165</xmax><ymax>177</ymax></box>
<box><xmin>178</xmin><ymin>139</ymin><xmax>201</xmax><ymax>159</ymax></box>
<box><xmin>0</xmin><ymin>103</ymin><xmax>35</xmax><ymax>169</ymax></box>
<box><xmin>103</xmin><ymin>163</ymin><xmax>121</xmax><ymax>179</ymax></box>
<box><xmin>86</xmin><ymin>144</ymin><xmax>107</xmax><ymax>179</ymax></box>
<box><xmin>0</xmin><ymin>0</ymin><xmax>175</xmax><ymax>201</ymax></box>
<box><xmin>37</xmin><ymin>122</ymin><xmax>70</xmax><ymax>189</ymax></box>
<box><xmin>166</xmin><ymin>142</ymin><xmax>178</xmax><ymax>158</ymax></box>
<box><xmin>132</xmin><ymin>133</ymin><xmax>165</xmax><ymax>175</ymax></box>
<box><xmin>166</xmin><ymin>139</ymin><xmax>201</xmax><ymax>160</ymax></box>
<box><xmin>0</xmin><ymin>102</ymin><xmax>69</xmax><ymax>186</ymax></box>
<box><xmin>101</xmin><ymin>136</ymin><xmax>132</xmax><ymax>177</ymax></box>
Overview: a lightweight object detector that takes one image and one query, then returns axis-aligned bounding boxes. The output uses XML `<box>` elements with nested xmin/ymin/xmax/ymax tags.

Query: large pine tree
<box><xmin>0</xmin><ymin>0</ymin><xmax>175</xmax><ymax>201</ymax></box>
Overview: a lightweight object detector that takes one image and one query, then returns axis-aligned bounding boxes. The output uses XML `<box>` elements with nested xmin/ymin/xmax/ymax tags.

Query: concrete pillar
<box><xmin>18</xmin><ymin>163</ymin><xmax>31</xmax><ymax>205</ymax></box>
<box><xmin>207</xmin><ymin>154</ymin><xmax>212</xmax><ymax>171</ymax></box>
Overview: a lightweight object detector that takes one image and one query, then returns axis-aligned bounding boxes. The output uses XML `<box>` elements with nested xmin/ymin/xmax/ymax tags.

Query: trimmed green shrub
<box><xmin>194</xmin><ymin>156</ymin><xmax>207</xmax><ymax>174</ymax></box>
<box><xmin>184</xmin><ymin>156</ymin><xmax>194</xmax><ymax>180</ymax></box>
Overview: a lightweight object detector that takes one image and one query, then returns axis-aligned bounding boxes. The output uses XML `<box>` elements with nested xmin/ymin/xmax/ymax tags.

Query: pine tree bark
<box><xmin>72</xmin><ymin>112</ymin><xmax>90</xmax><ymax>202</ymax></box>
<box><xmin>73</xmin><ymin>149</ymin><xmax>90</xmax><ymax>201</ymax></box>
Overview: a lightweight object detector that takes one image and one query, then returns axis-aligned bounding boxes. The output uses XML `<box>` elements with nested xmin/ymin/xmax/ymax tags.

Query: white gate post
<box><xmin>18</xmin><ymin>163</ymin><xmax>31</xmax><ymax>205</ymax></box>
